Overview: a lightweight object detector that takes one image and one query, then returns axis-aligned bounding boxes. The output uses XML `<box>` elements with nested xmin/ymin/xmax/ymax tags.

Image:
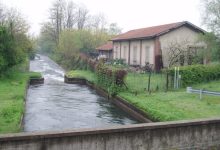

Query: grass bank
<box><xmin>66</xmin><ymin>70</ymin><xmax>97</xmax><ymax>83</ymax></box>
<box><xmin>67</xmin><ymin>70</ymin><xmax>220</xmax><ymax>122</ymax></box>
<box><xmin>0</xmin><ymin>71</ymin><xmax>41</xmax><ymax>134</ymax></box>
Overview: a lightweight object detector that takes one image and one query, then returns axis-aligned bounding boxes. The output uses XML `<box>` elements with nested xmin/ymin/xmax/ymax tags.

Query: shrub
<box><xmin>96</xmin><ymin>62</ymin><xmax>127</xmax><ymax>96</ymax></box>
<box><xmin>167</xmin><ymin>64</ymin><xmax>220</xmax><ymax>87</ymax></box>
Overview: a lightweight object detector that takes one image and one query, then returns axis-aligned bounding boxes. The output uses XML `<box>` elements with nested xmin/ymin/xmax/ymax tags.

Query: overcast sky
<box><xmin>1</xmin><ymin>0</ymin><xmax>203</xmax><ymax>35</ymax></box>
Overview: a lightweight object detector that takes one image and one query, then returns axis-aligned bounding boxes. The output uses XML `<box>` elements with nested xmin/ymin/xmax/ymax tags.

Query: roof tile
<box><xmin>112</xmin><ymin>21</ymin><xmax>203</xmax><ymax>41</ymax></box>
<box><xmin>96</xmin><ymin>42</ymin><xmax>113</xmax><ymax>51</ymax></box>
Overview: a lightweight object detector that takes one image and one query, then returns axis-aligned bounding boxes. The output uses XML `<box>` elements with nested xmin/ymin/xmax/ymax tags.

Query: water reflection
<box><xmin>24</xmin><ymin>55</ymin><xmax>138</xmax><ymax>132</ymax></box>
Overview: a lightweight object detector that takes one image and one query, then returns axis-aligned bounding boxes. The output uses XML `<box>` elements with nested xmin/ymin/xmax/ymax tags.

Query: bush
<box><xmin>167</xmin><ymin>64</ymin><xmax>220</xmax><ymax>87</ymax></box>
<box><xmin>96</xmin><ymin>63</ymin><xmax>127</xmax><ymax>96</ymax></box>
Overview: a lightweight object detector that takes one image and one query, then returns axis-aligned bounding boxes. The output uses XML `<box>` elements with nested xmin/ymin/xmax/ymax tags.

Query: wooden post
<box><xmin>148</xmin><ymin>71</ymin><xmax>151</xmax><ymax>93</ymax></box>
<box><xmin>166</xmin><ymin>72</ymin><xmax>169</xmax><ymax>92</ymax></box>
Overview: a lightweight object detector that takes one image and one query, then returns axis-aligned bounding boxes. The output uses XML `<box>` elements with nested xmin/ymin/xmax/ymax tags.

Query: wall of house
<box><xmin>113</xmin><ymin>40</ymin><xmax>154</xmax><ymax>66</ymax></box>
<box><xmin>1</xmin><ymin>118</ymin><xmax>220</xmax><ymax>150</ymax></box>
<box><xmin>113</xmin><ymin>42</ymin><xmax>120</xmax><ymax>59</ymax></box>
<box><xmin>120</xmin><ymin>41</ymin><xmax>129</xmax><ymax>64</ymax></box>
<box><xmin>141</xmin><ymin>40</ymin><xmax>155</xmax><ymax>66</ymax></box>
<box><xmin>99</xmin><ymin>50</ymin><xmax>113</xmax><ymax>59</ymax></box>
<box><xmin>130</xmin><ymin>40</ymin><xmax>141</xmax><ymax>65</ymax></box>
<box><xmin>159</xmin><ymin>26</ymin><xmax>201</xmax><ymax>67</ymax></box>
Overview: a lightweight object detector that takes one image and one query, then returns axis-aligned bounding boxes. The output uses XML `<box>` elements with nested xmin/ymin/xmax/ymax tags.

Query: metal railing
<box><xmin>187</xmin><ymin>87</ymin><xmax>220</xmax><ymax>99</ymax></box>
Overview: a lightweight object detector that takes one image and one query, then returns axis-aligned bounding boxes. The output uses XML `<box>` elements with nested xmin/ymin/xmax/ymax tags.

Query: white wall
<box><xmin>130</xmin><ymin>40</ymin><xmax>141</xmax><ymax>65</ymax></box>
<box><xmin>113</xmin><ymin>40</ymin><xmax>155</xmax><ymax>66</ymax></box>
<box><xmin>141</xmin><ymin>40</ymin><xmax>154</xmax><ymax>66</ymax></box>
<box><xmin>159</xmin><ymin>26</ymin><xmax>201</xmax><ymax>67</ymax></box>
<box><xmin>120</xmin><ymin>41</ymin><xmax>129</xmax><ymax>63</ymax></box>
<box><xmin>113</xmin><ymin>42</ymin><xmax>120</xmax><ymax>59</ymax></box>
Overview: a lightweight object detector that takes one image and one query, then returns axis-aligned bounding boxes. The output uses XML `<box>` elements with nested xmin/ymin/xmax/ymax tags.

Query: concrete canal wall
<box><xmin>20</xmin><ymin>78</ymin><xmax>44</xmax><ymax>130</ymax></box>
<box><xmin>64</xmin><ymin>76</ymin><xmax>153</xmax><ymax>123</ymax></box>
<box><xmin>1</xmin><ymin>118</ymin><xmax>220</xmax><ymax>150</ymax></box>
<box><xmin>29</xmin><ymin>78</ymin><xmax>44</xmax><ymax>85</ymax></box>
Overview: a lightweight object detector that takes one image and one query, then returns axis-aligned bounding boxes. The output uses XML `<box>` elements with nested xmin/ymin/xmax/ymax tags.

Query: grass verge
<box><xmin>66</xmin><ymin>70</ymin><xmax>97</xmax><ymax>83</ymax></box>
<box><xmin>66</xmin><ymin>70</ymin><xmax>220</xmax><ymax>122</ymax></box>
<box><xmin>0</xmin><ymin>71</ymin><xmax>41</xmax><ymax>134</ymax></box>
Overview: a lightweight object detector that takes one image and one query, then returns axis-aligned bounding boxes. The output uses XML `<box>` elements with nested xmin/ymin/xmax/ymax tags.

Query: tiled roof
<box><xmin>96</xmin><ymin>42</ymin><xmax>113</xmax><ymax>51</ymax></box>
<box><xmin>112</xmin><ymin>21</ymin><xmax>204</xmax><ymax>41</ymax></box>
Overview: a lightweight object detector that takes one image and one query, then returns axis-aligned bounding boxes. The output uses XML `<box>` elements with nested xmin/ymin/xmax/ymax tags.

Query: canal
<box><xmin>24</xmin><ymin>55</ymin><xmax>139</xmax><ymax>132</ymax></box>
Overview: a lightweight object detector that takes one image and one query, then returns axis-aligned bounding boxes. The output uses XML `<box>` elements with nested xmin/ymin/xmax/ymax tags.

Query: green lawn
<box><xmin>0</xmin><ymin>71</ymin><xmax>41</xmax><ymax>134</ymax></box>
<box><xmin>66</xmin><ymin>70</ymin><xmax>97</xmax><ymax>83</ymax></box>
<box><xmin>125</xmin><ymin>73</ymin><xmax>166</xmax><ymax>92</ymax></box>
<box><xmin>66</xmin><ymin>70</ymin><xmax>220</xmax><ymax>122</ymax></box>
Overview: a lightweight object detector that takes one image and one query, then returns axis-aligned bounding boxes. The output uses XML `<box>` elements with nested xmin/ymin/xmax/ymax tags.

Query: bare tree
<box><xmin>49</xmin><ymin>0</ymin><xmax>66</xmax><ymax>43</ymax></box>
<box><xmin>76</xmin><ymin>4</ymin><xmax>89</xmax><ymax>30</ymax></box>
<box><xmin>65</xmin><ymin>1</ymin><xmax>77</xmax><ymax>29</ymax></box>
<box><xmin>90</xmin><ymin>13</ymin><xmax>107</xmax><ymax>31</ymax></box>
<box><xmin>108</xmin><ymin>23</ymin><xmax>122</xmax><ymax>35</ymax></box>
<box><xmin>165</xmin><ymin>40</ymin><xmax>189</xmax><ymax>67</ymax></box>
<box><xmin>0</xmin><ymin>3</ymin><xmax>6</xmax><ymax>25</ymax></box>
<box><xmin>6</xmin><ymin>8</ymin><xmax>29</xmax><ymax>34</ymax></box>
<box><xmin>201</xmin><ymin>0</ymin><xmax>220</xmax><ymax>36</ymax></box>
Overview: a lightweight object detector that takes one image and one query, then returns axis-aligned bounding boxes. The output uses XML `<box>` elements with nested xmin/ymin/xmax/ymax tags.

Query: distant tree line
<box><xmin>201</xmin><ymin>0</ymin><xmax>220</xmax><ymax>62</ymax></box>
<box><xmin>0</xmin><ymin>3</ymin><xmax>34</xmax><ymax>74</ymax></box>
<box><xmin>37</xmin><ymin>0</ymin><xmax>122</xmax><ymax>69</ymax></box>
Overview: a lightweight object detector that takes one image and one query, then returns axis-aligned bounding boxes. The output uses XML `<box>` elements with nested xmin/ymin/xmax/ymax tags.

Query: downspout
<box><xmin>140</xmin><ymin>40</ymin><xmax>142</xmax><ymax>66</ymax></box>
<box><xmin>120</xmin><ymin>42</ymin><xmax>122</xmax><ymax>59</ymax></box>
<box><xmin>128</xmin><ymin>41</ymin><xmax>131</xmax><ymax>65</ymax></box>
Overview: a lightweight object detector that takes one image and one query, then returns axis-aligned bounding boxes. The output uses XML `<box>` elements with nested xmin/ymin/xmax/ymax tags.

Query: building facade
<box><xmin>96</xmin><ymin>42</ymin><xmax>113</xmax><ymax>60</ymax></box>
<box><xmin>111</xmin><ymin>21</ymin><xmax>205</xmax><ymax>70</ymax></box>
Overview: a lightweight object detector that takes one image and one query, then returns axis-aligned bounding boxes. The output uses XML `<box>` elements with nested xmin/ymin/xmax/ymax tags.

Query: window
<box><xmin>145</xmin><ymin>46</ymin><xmax>150</xmax><ymax>63</ymax></box>
<box><xmin>180</xmin><ymin>55</ymin><xmax>185</xmax><ymax>66</ymax></box>
<box><xmin>123</xmin><ymin>46</ymin><xmax>127</xmax><ymax>60</ymax></box>
<box><xmin>115</xmin><ymin>46</ymin><xmax>118</xmax><ymax>58</ymax></box>
<box><xmin>133</xmin><ymin>45</ymin><xmax>137</xmax><ymax>64</ymax></box>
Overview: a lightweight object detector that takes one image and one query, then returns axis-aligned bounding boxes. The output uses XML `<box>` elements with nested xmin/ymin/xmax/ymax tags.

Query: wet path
<box><xmin>24</xmin><ymin>55</ymin><xmax>138</xmax><ymax>132</ymax></box>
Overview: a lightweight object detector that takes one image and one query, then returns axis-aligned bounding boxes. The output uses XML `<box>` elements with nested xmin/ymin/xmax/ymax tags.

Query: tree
<box><xmin>200</xmin><ymin>32</ymin><xmax>220</xmax><ymax>61</ymax></box>
<box><xmin>0</xmin><ymin>4</ymin><xmax>34</xmax><ymax>72</ymax></box>
<box><xmin>202</xmin><ymin>0</ymin><xmax>220</xmax><ymax>36</ymax></box>
<box><xmin>76</xmin><ymin>4</ymin><xmax>89</xmax><ymax>30</ymax></box>
<box><xmin>38</xmin><ymin>22</ymin><xmax>57</xmax><ymax>54</ymax></box>
<box><xmin>90</xmin><ymin>13</ymin><xmax>107</xmax><ymax>31</ymax></box>
<box><xmin>57</xmin><ymin>30</ymin><xmax>82</xmax><ymax>59</ymax></box>
<box><xmin>49</xmin><ymin>0</ymin><xmax>66</xmax><ymax>43</ymax></box>
<box><xmin>165</xmin><ymin>40</ymin><xmax>189</xmax><ymax>67</ymax></box>
<box><xmin>0</xmin><ymin>26</ymin><xmax>13</xmax><ymax>72</ymax></box>
<box><xmin>65</xmin><ymin>1</ymin><xmax>77</xmax><ymax>29</ymax></box>
<box><xmin>0</xmin><ymin>4</ymin><xmax>6</xmax><ymax>25</ymax></box>
<box><xmin>201</xmin><ymin>0</ymin><xmax>220</xmax><ymax>62</ymax></box>
<box><xmin>108</xmin><ymin>23</ymin><xmax>122</xmax><ymax>35</ymax></box>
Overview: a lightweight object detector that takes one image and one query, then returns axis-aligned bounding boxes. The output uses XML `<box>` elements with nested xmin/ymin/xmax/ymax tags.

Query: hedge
<box><xmin>96</xmin><ymin>63</ymin><xmax>127</xmax><ymax>96</ymax></box>
<box><xmin>167</xmin><ymin>64</ymin><xmax>220</xmax><ymax>87</ymax></box>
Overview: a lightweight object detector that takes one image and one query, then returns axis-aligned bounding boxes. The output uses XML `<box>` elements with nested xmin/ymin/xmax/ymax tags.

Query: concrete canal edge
<box><xmin>64</xmin><ymin>76</ymin><xmax>153</xmax><ymax>123</ymax></box>
<box><xmin>19</xmin><ymin>78</ymin><xmax>44</xmax><ymax>131</ymax></box>
<box><xmin>29</xmin><ymin>78</ymin><xmax>44</xmax><ymax>85</ymax></box>
<box><xmin>1</xmin><ymin>118</ymin><xmax>220</xmax><ymax>149</ymax></box>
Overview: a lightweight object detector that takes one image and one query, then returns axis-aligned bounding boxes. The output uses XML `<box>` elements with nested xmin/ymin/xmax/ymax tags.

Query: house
<box><xmin>96</xmin><ymin>42</ymin><xmax>113</xmax><ymax>60</ymax></box>
<box><xmin>111</xmin><ymin>21</ymin><xmax>205</xmax><ymax>70</ymax></box>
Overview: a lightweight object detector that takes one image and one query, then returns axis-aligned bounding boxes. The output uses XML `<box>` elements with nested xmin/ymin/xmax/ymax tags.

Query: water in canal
<box><xmin>24</xmin><ymin>55</ymin><xmax>138</xmax><ymax>132</ymax></box>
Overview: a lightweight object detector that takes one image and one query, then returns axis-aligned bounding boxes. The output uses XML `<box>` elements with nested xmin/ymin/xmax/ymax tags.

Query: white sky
<box><xmin>1</xmin><ymin>0</ymin><xmax>203</xmax><ymax>35</ymax></box>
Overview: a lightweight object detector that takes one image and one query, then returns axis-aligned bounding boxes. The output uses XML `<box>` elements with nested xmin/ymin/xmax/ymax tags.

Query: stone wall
<box><xmin>1</xmin><ymin>118</ymin><xmax>220</xmax><ymax>150</ymax></box>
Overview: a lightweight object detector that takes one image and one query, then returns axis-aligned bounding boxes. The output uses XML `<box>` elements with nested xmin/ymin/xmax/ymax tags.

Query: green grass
<box><xmin>66</xmin><ymin>69</ymin><xmax>220</xmax><ymax>122</ymax></box>
<box><xmin>119</xmin><ymin>79</ymin><xmax>220</xmax><ymax>121</ymax></box>
<box><xmin>0</xmin><ymin>71</ymin><xmax>41</xmax><ymax>134</ymax></box>
<box><xmin>125</xmin><ymin>73</ymin><xmax>166</xmax><ymax>92</ymax></box>
<box><xmin>66</xmin><ymin>70</ymin><xmax>97</xmax><ymax>83</ymax></box>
